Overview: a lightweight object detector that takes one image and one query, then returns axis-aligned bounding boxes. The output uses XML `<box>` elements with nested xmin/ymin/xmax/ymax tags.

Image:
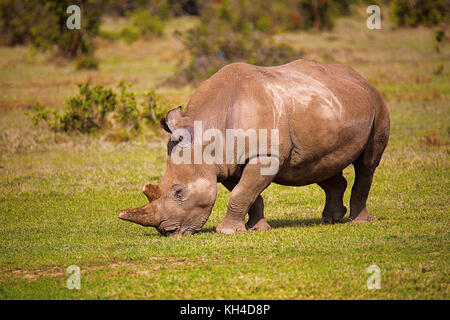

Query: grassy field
<box><xmin>0</xmin><ymin>12</ymin><xmax>449</xmax><ymax>299</ymax></box>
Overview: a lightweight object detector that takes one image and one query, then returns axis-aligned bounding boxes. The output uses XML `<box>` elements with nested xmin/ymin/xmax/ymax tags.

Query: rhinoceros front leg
<box><xmin>245</xmin><ymin>195</ymin><xmax>272</xmax><ymax>231</ymax></box>
<box><xmin>217</xmin><ymin>163</ymin><xmax>275</xmax><ymax>234</ymax></box>
<box><xmin>222</xmin><ymin>180</ymin><xmax>271</xmax><ymax>232</ymax></box>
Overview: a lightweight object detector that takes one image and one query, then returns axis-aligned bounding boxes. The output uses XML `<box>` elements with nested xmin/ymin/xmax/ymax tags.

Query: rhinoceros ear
<box><xmin>160</xmin><ymin>106</ymin><xmax>182</xmax><ymax>133</ymax></box>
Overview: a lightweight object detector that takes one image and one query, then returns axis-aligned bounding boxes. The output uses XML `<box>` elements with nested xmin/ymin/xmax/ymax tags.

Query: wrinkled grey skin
<box><xmin>119</xmin><ymin>59</ymin><xmax>390</xmax><ymax>236</ymax></box>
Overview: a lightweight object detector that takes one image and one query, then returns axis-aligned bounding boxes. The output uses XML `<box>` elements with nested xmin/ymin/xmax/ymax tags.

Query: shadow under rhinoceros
<box><xmin>268</xmin><ymin>217</ymin><xmax>323</xmax><ymax>228</ymax></box>
<box><xmin>196</xmin><ymin>217</ymin><xmax>351</xmax><ymax>234</ymax></box>
<box><xmin>266</xmin><ymin>217</ymin><xmax>351</xmax><ymax>228</ymax></box>
<box><xmin>142</xmin><ymin>217</ymin><xmax>356</xmax><ymax>237</ymax></box>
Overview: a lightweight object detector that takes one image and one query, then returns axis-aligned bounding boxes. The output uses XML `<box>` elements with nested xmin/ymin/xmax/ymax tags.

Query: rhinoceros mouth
<box><xmin>156</xmin><ymin>222</ymin><xmax>180</xmax><ymax>237</ymax></box>
<box><xmin>157</xmin><ymin>224</ymin><xmax>198</xmax><ymax>237</ymax></box>
<box><xmin>159</xmin><ymin>228</ymin><xmax>178</xmax><ymax>237</ymax></box>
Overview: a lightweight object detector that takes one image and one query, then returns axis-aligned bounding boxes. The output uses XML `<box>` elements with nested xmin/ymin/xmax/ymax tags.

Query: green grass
<box><xmin>0</xmin><ymin>14</ymin><xmax>449</xmax><ymax>299</ymax></box>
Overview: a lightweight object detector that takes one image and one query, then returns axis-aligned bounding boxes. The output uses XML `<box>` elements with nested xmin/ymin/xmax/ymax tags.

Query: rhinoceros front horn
<box><xmin>142</xmin><ymin>184</ymin><xmax>161</xmax><ymax>202</ymax></box>
<box><xmin>118</xmin><ymin>203</ymin><xmax>159</xmax><ymax>227</ymax></box>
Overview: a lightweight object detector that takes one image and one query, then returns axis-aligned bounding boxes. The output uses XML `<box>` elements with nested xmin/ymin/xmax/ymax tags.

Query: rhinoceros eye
<box><xmin>171</xmin><ymin>184</ymin><xmax>186</xmax><ymax>202</ymax></box>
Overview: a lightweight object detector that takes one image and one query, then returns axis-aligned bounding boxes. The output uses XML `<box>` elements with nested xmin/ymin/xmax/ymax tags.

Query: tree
<box><xmin>0</xmin><ymin>0</ymin><xmax>101</xmax><ymax>58</ymax></box>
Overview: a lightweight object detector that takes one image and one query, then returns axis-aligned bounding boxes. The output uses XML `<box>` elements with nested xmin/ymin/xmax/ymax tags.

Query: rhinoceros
<box><xmin>119</xmin><ymin>59</ymin><xmax>390</xmax><ymax>236</ymax></box>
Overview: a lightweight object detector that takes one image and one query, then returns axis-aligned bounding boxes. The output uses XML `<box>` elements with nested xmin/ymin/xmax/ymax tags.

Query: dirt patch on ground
<box><xmin>1</xmin><ymin>257</ymin><xmax>192</xmax><ymax>282</ymax></box>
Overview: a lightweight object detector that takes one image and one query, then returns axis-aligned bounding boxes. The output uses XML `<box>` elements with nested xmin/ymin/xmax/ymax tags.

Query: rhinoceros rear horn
<box><xmin>142</xmin><ymin>184</ymin><xmax>161</xmax><ymax>202</ymax></box>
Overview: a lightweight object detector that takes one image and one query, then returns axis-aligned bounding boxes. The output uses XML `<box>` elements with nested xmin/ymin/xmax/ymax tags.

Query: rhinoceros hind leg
<box><xmin>349</xmin><ymin>111</ymin><xmax>389</xmax><ymax>222</ymax></box>
<box><xmin>351</xmin><ymin>207</ymin><xmax>376</xmax><ymax>223</ymax></box>
<box><xmin>318</xmin><ymin>172</ymin><xmax>348</xmax><ymax>224</ymax></box>
<box><xmin>349</xmin><ymin>164</ymin><xmax>376</xmax><ymax>223</ymax></box>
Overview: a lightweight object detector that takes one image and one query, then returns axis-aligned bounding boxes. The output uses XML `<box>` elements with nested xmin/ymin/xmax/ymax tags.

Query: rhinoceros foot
<box><xmin>350</xmin><ymin>208</ymin><xmax>376</xmax><ymax>223</ymax></box>
<box><xmin>216</xmin><ymin>217</ymin><xmax>247</xmax><ymax>234</ymax></box>
<box><xmin>321</xmin><ymin>206</ymin><xmax>347</xmax><ymax>224</ymax></box>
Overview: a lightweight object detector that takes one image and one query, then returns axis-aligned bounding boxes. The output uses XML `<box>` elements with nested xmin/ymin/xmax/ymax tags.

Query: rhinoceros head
<box><xmin>118</xmin><ymin>107</ymin><xmax>218</xmax><ymax>236</ymax></box>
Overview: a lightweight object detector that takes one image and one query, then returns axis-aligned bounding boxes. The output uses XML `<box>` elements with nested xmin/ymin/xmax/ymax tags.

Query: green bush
<box><xmin>432</xmin><ymin>64</ymin><xmax>444</xmax><ymax>75</ymax></box>
<box><xmin>391</xmin><ymin>0</ymin><xmax>450</xmax><ymax>27</ymax></box>
<box><xmin>198</xmin><ymin>0</ymin><xmax>340</xmax><ymax>33</ymax></box>
<box><xmin>433</xmin><ymin>27</ymin><xmax>446</xmax><ymax>52</ymax></box>
<box><xmin>175</xmin><ymin>0</ymin><xmax>302</xmax><ymax>83</ymax></box>
<box><xmin>0</xmin><ymin>0</ymin><xmax>101</xmax><ymax>58</ymax></box>
<box><xmin>29</xmin><ymin>83</ymin><xmax>117</xmax><ymax>133</ymax></box>
<box><xmin>27</xmin><ymin>81</ymin><xmax>172</xmax><ymax>135</ymax></box>
<box><xmin>98</xmin><ymin>29</ymin><xmax>121</xmax><ymax>42</ymax></box>
<box><xmin>115</xmin><ymin>81</ymin><xmax>141</xmax><ymax>129</ymax></box>
<box><xmin>94</xmin><ymin>0</ymin><xmax>198</xmax><ymax>18</ymax></box>
<box><xmin>119</xmin><ymin>26</ymin><xmax>141</xmax><ymax>44</ymax></box>
<box><xmin>142</xmin><ymin>89</ymin><xmax>173</xmax><ymax>124</ymax></box>
<box><xmin>175</xmin><ymin>0</ymin><xmax>362</xmax><ymax>83</ymax></box>
<box><xmin>75</xmin><ymin>56</ymin><xmax>99</xmax><ymax>70</ymax></box>
<box><xmin>296</xmin><ymin>0</ymin><xmax>338</xmax><ymax>31</ymax></box>
<box><xmin>0</xmin><ymin>0</ymin><xmax>37</xmax><ymax>45</ymax></box>
<box><xmin>129</xmin><ymin>9</ymin><xmax>164</xmax><ymax>37</ymax></box>
<box><xmin>100</xmin><ymin>10</ymin><xmax>164</xmax><ymax>44</ymax></box>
